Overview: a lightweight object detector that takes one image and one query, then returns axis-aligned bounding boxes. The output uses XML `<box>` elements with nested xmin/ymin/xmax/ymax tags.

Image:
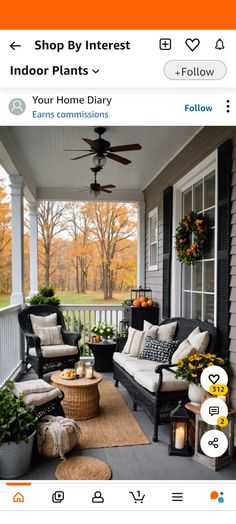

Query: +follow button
<box><xmin>164</xmin><ymin>61</ymin><xmax>227</xmax><ymax>80</ymax></box>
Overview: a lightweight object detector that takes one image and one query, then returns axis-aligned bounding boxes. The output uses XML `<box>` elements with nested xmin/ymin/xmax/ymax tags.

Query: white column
<box><xmin>29</xmin><ymin>202</ymin><xmax>38</xmax><ymax>297</ymax></box>
<box><xmin>137</xmin><ymin>200</ymin><xmax>145</xmax><ymax>286</ymax></box>
<box><xmin>10</xmin><ymin>175</ymin><xmax>24</xmax><ymax>305</ymax></box>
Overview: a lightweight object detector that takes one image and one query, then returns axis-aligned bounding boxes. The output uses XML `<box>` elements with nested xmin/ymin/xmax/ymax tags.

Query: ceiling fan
<box><xmin>64</xmin><ymin>127</ymin><xmax>142</xmax><ymax>166</ymax></box>
<box><xmin>78</xmin><ymin>167</ymin><xmax>116</xmax><ymax>196</ymax></box>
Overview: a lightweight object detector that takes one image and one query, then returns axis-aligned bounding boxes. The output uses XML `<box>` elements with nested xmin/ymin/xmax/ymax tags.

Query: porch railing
<box><xmin>60</xmin><ymin>304</ymin><xmax>124</xmax><ymax>353</ymax></box>
<box><xmin>0</xmin><ymin>304</ymin><xmax>23</xmax><ymax>386</ymax></box>
<box><xmin>0</xmin><ymin>303</ymin><xmax>124</xmax><ymax>385</ymax></box>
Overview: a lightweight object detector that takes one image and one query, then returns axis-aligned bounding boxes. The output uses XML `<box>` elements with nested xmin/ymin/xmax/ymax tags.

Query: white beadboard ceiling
<box><xmin>0</xmin><ymin>126</ymin><xmax>201</xmax><ymax>201</ymax></box>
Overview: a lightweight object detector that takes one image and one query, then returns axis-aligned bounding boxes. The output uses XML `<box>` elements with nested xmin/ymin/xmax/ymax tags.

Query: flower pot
<box><xmin>188</xmin><ymin>383</ymin><xmax>204</xmax><ymax>405</ymax></box>
<box><xmin>0</xmin><ymin>431</ymin><xmax>36</xmax><ymax>479</ymax></box>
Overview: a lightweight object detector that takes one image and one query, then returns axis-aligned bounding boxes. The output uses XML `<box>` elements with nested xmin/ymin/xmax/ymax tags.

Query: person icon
<box><xmin>9</xmin><ymin>98</ymin><xmax>26</xmax><ymax>115</ymax></box>
<box><xmin>92</xmin><ymin>491</ymin><xmax>104</xmax><ymax>503</ymax></box>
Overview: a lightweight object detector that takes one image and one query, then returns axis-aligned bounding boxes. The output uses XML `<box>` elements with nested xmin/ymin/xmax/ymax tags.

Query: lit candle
<box><xmin>86</xmin><ymin>364</ymin><xmax>94</xmax><ymax>379</ymax></box>
<box><xmin>76</xmin><ymin>362</ymin><xmax>85</xmax><ymax>377</ymax></box>
<box><xmin>175</xmin><ymin>425</ymin><xmax>185</xmax><ymax>450</ymax></box>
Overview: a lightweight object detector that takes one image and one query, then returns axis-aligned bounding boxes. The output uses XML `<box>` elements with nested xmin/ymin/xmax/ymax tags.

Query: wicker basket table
<box><xmin>51</xmin><ymin>371</ymin><xmax>102</xmax><ymax>420</ymax></box>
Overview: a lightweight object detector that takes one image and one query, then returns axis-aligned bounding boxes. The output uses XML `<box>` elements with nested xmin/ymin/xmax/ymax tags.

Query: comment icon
<box><xmin>209</xmin><ymin>406</ymin><xmax>220</xmax><ymax>416</ymax></box>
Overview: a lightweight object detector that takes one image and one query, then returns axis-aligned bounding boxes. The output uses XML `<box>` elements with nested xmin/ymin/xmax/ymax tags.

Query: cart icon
<box><xmin>129</xmin><ymin>490</ymin><xmax>145</xmax><ymax>503</ymax></box>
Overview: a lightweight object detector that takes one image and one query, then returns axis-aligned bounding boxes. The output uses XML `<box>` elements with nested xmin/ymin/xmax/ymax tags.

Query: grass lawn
<box><xmin>0</xmin><ymin>291</ymin><xmax>127</xmax><ymax>308</ymax></box>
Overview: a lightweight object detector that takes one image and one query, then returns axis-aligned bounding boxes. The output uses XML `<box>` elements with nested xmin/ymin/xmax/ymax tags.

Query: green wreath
<box><xmin>175</xmin><ymin>211</ymin><xmax>210</xmax><ymax>265</ymax></box>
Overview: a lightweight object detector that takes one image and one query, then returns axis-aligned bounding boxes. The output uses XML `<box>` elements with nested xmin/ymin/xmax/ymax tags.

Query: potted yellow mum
<box><xmin>175</xmin><ymin>353</ymin><xmax>227</xmax><ymax>405</ymax></box>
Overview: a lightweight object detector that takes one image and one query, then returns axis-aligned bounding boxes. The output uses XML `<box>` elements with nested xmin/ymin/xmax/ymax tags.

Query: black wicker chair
<box><xmin>113</xmin><ymin>317</ymin><xmax>218</xmax><ymax>442</ymax></box>
<box><xmin>18</xmin><ymin>305</ymin><xmax>81</xmax><ymax>378</ymax></box>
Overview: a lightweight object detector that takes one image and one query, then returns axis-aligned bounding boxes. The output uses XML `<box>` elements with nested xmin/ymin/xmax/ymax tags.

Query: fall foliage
<box><xmin>1</xmin><ymin>184</ymin><xmax>137</xmax><ymax>300</ymax></box>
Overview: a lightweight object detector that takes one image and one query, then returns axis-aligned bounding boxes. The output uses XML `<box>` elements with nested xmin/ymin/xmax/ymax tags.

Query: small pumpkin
<box><xmin>133</xmin><ymin>299</ymin><xmax>141</xmax><ymax>307</ymax></box>
<box><xmin>139</xmin><ymin>296</ymin><xmax>148</xmax><ymax>303</ymax></box>
<box><xmin>147</xmin><ymin>299</ymin><xmax>155</xmax><ymax>307</ymax></box>
<box><xmin>141</xmin><ymin>301</ymin><xmax>149</xmax><ymax>307</ymax></box>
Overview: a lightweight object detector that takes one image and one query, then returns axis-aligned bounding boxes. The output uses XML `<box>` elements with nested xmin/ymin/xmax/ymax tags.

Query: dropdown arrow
<box><xmin>92</xmin><ymin>69</ymin><xmax>100</xmax><ymax>74</ymax></box>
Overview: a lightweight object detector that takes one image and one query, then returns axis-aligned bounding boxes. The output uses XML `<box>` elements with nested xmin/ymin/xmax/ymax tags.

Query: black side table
<box><xmin>87</xmin><ymin>341</ymin><xmax>117</xmax><ymax>372</ymax></box>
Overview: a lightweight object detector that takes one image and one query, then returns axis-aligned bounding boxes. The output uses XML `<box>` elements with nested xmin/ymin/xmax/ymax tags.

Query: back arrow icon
<box><xmin>10</xmin><ymin>42</ymin><xmax>22</xmax><ymax>50</ymax></box>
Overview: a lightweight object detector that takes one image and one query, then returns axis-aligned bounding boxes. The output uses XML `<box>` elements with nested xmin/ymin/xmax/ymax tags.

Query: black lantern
<box><xmin>119</xmin><ymin>319</ymin><xmax>129</xmax><ymax>336</ymax></box>
<box><xmin>169</xmin><ymin>401</ymin><xmax>191</xmax><ymax>456</ymax></box>
<box><xmin>131</xmin><ymin>286</ymin><xmax>152</xmax><ymax>303</ymax></box>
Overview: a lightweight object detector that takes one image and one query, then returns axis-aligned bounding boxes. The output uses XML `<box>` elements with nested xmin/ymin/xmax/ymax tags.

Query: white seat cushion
<box><xmin>23</xmin><ymin>387</ymin><xmax>62</xmax><ymax>406</ymax></box>
<box><xmin>124</xmin><ymin>358</ymin><xmax>159</xmax><ymax>377</ymax></box>
<box><xmin>29</xmin><ymin>344</ymin><xmax>78</xmax><ymax>358</ymax></box>
<box><xmin>113</xmin><ymin>352</ymin><xmax>133</xmax><ymax>366</ymax></box>
<box><xmin>134</xmin><ymin>369</ymin><xmax>188</xmax><ymax>393</ymax></box>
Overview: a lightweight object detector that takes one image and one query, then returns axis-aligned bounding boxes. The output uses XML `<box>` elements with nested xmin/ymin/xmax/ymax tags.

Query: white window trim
<box><xmin>148</xmin><ymin>207</ymin><xmax>158</xmax><ymax>271</ymax></box>
<box><xmin>171</xmin><ymin>151</ymin><xmax>218</xmax><ymax>323</ymax></box>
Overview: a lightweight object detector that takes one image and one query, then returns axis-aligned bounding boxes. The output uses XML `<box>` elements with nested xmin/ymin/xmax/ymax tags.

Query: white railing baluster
<box><xmin>0</xmin><ymin>304</ymin><xmax>23</xmax><ymax>386</ymax></box>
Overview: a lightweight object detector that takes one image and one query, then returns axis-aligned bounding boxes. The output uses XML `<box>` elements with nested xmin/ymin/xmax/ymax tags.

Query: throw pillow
<box><xmin>188</xmin><ymin>327</ymin><xmax>209</xmax><ymax>352</ymax></box>
<box><xmin>30</xmin><ymin>313</ymin><xmax>57</xmax><ymax>334</ymax></box>
<box><xmin>34</xmin><ymin>325</ymin><xmax>63</xmax><ymax>346</ymax></box>
<box><xmin>129</xmin><ymin>329</ymin><xmax>145</xmax><ymax>357</ymax></box>
<box><xmin>139</xmin><ymin>336</ymin><xmax>180</xmax><ymax>364</ymax></box>
<box><xmin>122</xmin><ymin>327</ymin><xmax>136</xmax><ymax>354</ymax></box>
<box><xmin>143</xmin><ymin>320</ymin><xmax>177</xmax><ymax>342</ymax></box>
<box><xmin>157</xmin><ymin>321</ymin><xmax>177</xmax><ymax>341</ymax></box>
<box><xmin>171</xmin><ymin>327</ymin><xmax>210</xmax><ymax>364</ymax></box>
<box><xmin>171</xmin><ymin>339</ymin><xmax>195</xmax><ymax>364</ymax></box>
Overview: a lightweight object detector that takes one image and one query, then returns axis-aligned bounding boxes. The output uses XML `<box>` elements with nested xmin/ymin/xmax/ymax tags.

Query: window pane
<box><xmin>205</xmin><ymin>207</ymin><xmax>215</xmax><ymax>227</ymax></box>
<box><xmin>204</xmin><ymin>229</ymin><xmax>215</xmax><ymax>259</ymax></box>
<box><xmin>204</xmin><ymin>172</ymin><xmax>215</xmax><ymax>208</ymax></box>
<box><xmin>204</xmin><ymin>261</ymin><xmax>214</xmax><ymax>292</ymax></box>
<box><xmin>193</xmin><ymin>181</ymin><xmax>203</xmax><ymax>212</ymax></box>
<box><xmin>203</xmin><ymin>294</ymin><xmax>214</xmax><ymax>323</ymax></box>
<box><xmin>183</xmin><ymin>292</ymin><xmax>191</xmax><ymax>318</ymax></box>
<box><xmin>192</xmin><ymin>263</ymin><xmax>202</xmax><ymax>291</ymax></box>
<box><xmin>192</xmin><ymin>293</ymin><xmax>202</xmax><ymax>320</ymax></box>
<box><xmin>183</xmin><ymin>264</ymin><xmax>191</xmax><ymax>290</ymax></box>
<box><xmin>183</xmin><ymin>189</ymin><xmax>192</xmax><ymax>215</ymax></box>
<box><xmin>150</xmin><ymin>244</ymin><xmax>157</xmax><ymax>267</ymax></box>
<box><xmin>150</xmin><ymin>215</ymin><xmax>157</xmax><ymax>243</ymax></box>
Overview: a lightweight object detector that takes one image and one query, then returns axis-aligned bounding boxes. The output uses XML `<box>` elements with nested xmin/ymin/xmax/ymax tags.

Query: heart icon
<box><xmin>185</xmin><ymin>38</ymin><xmax>200</xmax><ymax>52</ymax></box>
<box><xmin>209</xmin><ymin>374</ymin><xmax>220</xmax><ymax>384</ymax></box>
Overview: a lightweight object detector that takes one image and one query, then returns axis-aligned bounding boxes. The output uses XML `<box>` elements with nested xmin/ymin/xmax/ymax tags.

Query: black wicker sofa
<box><xmin>113</xmin><ymin>317</ymin><xmax>217</xmax><ymax>442</ymax></box>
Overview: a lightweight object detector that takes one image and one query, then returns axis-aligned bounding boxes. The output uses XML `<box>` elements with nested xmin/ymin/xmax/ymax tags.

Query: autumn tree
<box><xmin>38</xmin><ymin>201</ymin><xmax>69</xmax><ymax>287</ymax></box>
<box><xmin>0</xmin><ymin>180</ymin><xmax>11</xmax><ymax>293</ymax></box>
<box><xmin>66</xmin><ymin>203</ymin><xmax>93</xmax><ymax>294</ymax></box>
<box><xmin>82</xmin><ymin>202</ymin><xmax>137</xmax><ymax>299</ymax></box>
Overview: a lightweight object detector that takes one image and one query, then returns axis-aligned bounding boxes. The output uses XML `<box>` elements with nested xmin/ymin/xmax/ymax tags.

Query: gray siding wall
<box><xmin>144</xmin><ymin>126</ymin><xmax>236</xmax><ymax>408</ymax></box>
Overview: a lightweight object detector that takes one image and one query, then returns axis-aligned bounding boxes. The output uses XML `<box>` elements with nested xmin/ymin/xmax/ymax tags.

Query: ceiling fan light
<box><xmin>93</xmin><ymin>154</ymin><xmax>107</xmax><ymax>168</ymax></box>
<box><xmin>90</xmin><ymin>188</ymin><xmax>100</xmax><ymax>197</ymax></box>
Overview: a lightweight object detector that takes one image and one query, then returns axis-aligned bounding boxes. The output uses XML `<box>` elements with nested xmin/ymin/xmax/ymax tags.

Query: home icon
<box><xmin>13</xmin><ymin>492</ymin><xmax>24</xmax><ymax>503</ymax></box>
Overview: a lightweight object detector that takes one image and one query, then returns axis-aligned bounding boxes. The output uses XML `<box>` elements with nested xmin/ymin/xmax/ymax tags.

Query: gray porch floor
<box><xmin>20</xmin><ymin>369</ymin><xmax>236</xmax><ymax>481</ymax></box>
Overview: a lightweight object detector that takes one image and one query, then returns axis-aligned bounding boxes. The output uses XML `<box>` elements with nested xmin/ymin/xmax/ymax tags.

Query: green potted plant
<box><xmin>0</xmin><ymin>381</ymin><xmax>37</xmax><ymax>479</ymax></box>
<box><xmin>28</xmin><ymin>286</ymin><xmax>60</xmax><ymax>306</ymax></box>
<box><xmin>91</xmin><ymin>323</ymin><xmax>116</xmax><ymax>343</ymax></box>
<box><xmin>175</xmin><ymin>353</ymin><xmax>227</xmax><ymax>405</ymax></box>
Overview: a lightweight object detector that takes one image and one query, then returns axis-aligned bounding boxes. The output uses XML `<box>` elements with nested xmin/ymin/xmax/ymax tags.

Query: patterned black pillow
<box><xmin>139</xmin><ymin>336</ymin><xmax>180</xmax><ymax>364</ymax></box>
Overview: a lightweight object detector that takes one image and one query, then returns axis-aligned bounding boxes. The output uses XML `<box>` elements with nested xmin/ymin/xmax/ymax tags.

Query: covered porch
<box><xmin>1</xmin><ymin>125</ymin><xmax>236</xmax><ymax>481</ymax></box>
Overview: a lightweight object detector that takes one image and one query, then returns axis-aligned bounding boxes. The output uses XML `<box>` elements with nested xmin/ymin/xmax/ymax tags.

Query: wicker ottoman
<box><xmin>51</xmin><ymin>371</ymin><xmax>102</xmax><ymax>420</ymax></box>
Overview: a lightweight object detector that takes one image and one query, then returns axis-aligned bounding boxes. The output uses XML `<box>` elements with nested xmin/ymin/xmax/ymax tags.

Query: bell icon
<box><xmin>215</xmin><ymin>39</ymin><xmax>224</xmax><ymax>50</ymax></box>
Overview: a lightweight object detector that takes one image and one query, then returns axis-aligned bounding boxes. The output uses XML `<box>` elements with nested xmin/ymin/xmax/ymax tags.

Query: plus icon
<box><xmin>175</xmin><ymin>70</ymin><xmax>180</xmax><ymax>76</ymax></box>
<box><xmin>159</xmin><ymin>38</ymin><xmax>171</xmax><ymax>50</ymax></box>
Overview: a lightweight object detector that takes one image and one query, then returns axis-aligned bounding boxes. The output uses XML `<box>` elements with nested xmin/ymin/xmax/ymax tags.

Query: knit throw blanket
<box><xmin>37</xmin><ymin>416</ymin><xmax>80</xmax><ymax>459</ymax></box>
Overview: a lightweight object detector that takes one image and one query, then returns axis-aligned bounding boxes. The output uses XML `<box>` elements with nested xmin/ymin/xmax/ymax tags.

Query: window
<box><xmin>148</xmin><ymin>207</ymin><xmax>158</xmax><ymax>270</ymax></box>
<box><xmin>172</xmin><ymin>152</ymin><xmax>217</xmax><ymax>325</ymax></box>
<box><xmin>181</xmin><ymin>171</ymin><xmax>216</xmax><ymax>324</ymax></box>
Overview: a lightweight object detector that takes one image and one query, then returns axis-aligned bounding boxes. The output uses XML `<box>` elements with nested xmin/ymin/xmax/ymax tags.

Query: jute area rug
<box><xmin>78</xmin><ymin>380</ymin><xmax>149</xmax><ymax>449</ymax></box>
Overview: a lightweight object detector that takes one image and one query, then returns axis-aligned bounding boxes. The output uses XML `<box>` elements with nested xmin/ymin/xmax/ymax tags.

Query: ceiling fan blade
<box><xmin>71</xmin><ymin>153</ymin><xmax>93</xmax><ymax>160</ymax></box>
<box><xmin>101</xmin><ymin>188</ymin><xmax>113</xmax><ymax>193</ymax></box>
<box><xmin>106</xmin><ymin>153</ymin><xmax>131</xmax><ymax>165</ymax></box>
<box><xmin>109</xmin><ymin>144</ymin><xmax>142</xmax><ymax>152</ymax></box>
<box><xmin>63</xmin><ymin>149</ymin><xmax>91</xmax><ymax>152</ymax></box>
<box><xmin>82</xmin><ymin>138</ymin><xmax>95</xmax><ymax>147</ymax></box>
<box><xmin>100</xmin><ymin>184</ymin><xmax>116</xmax><ymax>189</ymax></box>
